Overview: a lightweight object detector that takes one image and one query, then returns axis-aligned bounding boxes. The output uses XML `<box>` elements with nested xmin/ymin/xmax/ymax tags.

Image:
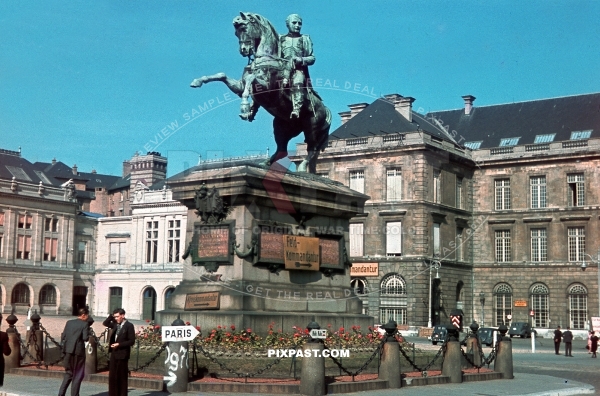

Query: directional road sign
<box><xmin>310</xmin><ymin>329</ymin><xmax>327</xmax><ymax>339</ymax></box>
<box><xmin>161</xmin><ymin>325</ymin><xmax>200</xmax><ymax>342</ymax></box>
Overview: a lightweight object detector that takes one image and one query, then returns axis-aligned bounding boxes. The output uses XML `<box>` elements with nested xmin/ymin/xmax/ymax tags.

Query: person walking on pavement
<box><xmin>587</xmin><ymin>330</ymin><xmax>593</xmax><ymax>353</ymax></box>
<box><xmin>591</xmin><ymin>331</ymin><xmax>599</xmax><ymax>358</ymax></box>
<box><xmin>103</xmin><ymin>308</ymin><xmax>135</xmax><ymax>396</ymax></box>
<box><xmin>562</xmin><ymin>326</ymin><xmax>573</xmax><ymax>357</ymax></box>
<box><xmin>58</xmin><ymin>307</ymin><xmax>90</xmax><ymax>396</ymax></box>
<box><xmin>0</xmin><ymin>314</ymin><xmax>12</xmax><ymax>387</ymax></box>
<box><xmin>554</xmin><ymin>326</ymin><xmax>562</xmax><ymax>355</ymax></box>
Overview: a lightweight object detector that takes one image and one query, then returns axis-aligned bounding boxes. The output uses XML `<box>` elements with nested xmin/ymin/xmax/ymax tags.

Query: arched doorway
<box><xmin>142</xmin><ymin>287</ymin><xmax>157</xmax><ymax>321</ymax></box>
<box><xmin>164</xmin><ymin>287</ymin><xmax>175</xmax><ymax>310</ymax></box>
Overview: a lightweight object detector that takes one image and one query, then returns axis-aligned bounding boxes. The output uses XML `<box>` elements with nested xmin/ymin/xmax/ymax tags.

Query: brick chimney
<box><xmin>395</xmin><ymin>97</ymin><xmax>415</xmax><ymax>122</ymax></box>
<box><xmin>72</xmin><ymin>164</ymin><xmax>78</xmax><ymax>175</ymax></box>
<box><xmin>339</xmin><ymin>111</ymin><xmax>352</xmax><ymax>124</ymax></box>
<box><xmin>462</xmin><ymin>95</ymin><xmax>476</xmax><ymax>115</ymax></box>
<box><xmin>51</xmin><ymin>158</ymin><xmax>57</xmax><ymax>165</ymax></box>
<box><xmin>122</xmin><ymin>160</ymin><xmax>131</xmax><ymax>177</ymax></box>
<box><xmin>347</xmin><ymin>103</ymin><xmax>369</xmax><ymax>118</ymax></box>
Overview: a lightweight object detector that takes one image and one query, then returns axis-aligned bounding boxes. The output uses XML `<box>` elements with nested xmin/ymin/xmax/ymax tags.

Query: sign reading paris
<box><xmin>283</xmin><ymin>235</ymin><xmax>320</xmax><ymax>271</ymax></box>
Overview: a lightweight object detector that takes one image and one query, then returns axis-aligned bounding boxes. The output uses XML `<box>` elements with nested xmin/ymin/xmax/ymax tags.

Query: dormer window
<box><xmin>499</xmin><ymin>137</ymin><xmax>520</xmax><ymax>147</ymax></box>
<box><xmin>534</xmin><ymin>134</ymin><xmax>555</xmax><ymax>144</ymax></box>
<box><xmin>570</xmin><ymin>130</ymin><xmax>592</xmax><ymax>140</ymax></box>
<box><xmin>464</xmin><ymin>141</ymin><xmax>482</xmax><ymax>150</ymax></box>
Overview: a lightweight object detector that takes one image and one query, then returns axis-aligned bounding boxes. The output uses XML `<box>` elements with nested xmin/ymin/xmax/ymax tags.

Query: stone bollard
<box><xmin>25</xmin><ymin>311</ymin><xmax>43</xmax><ymax>363</ymax></box>
<box><xmin>441</xmin><ymin>324</ymin><xmax>462</xmax><ymax>383</ymax></box>
<box><xmin>494</xmin><ymin>325</ymin><xmax>513</xmax><ymax>379</ymax></box>
<box><xmin>4</xmin><ymin>314</ymin><xmax>21</xmax><ymax>369</ymax></box>
<box><xmin>379</xmin><ymin>319</ymin><xmax>401</xmax><ymax>388</ymax></box>
<box><xmin>164</xmin><ymin>316</ymin><xmax>189</xmax><ymax>393</ymax></box>
<box><xmin>465</xmin><ymin>322</ymin><xmax>481</xmax><ymax>367</ymax></box>
<box><xmin>299</xmin><ymin>320</ymin><xmax>325</xmax><ymax>396</ymax></box>
<box><xmin>85</xmin><ymin>316</ymin><xmax>97</xmax><ymax>376</ymax></box>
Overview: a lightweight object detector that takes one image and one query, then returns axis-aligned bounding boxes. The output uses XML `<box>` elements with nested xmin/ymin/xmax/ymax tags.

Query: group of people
<box><xmin>56</xmin><ymin>307</ymin><xmax>135</xmax><ymax>396</ymax></box>
<box><xmin>553</xmin><ymin>325</ymin><xmax>599</xmax><ymax>358</ymax></box>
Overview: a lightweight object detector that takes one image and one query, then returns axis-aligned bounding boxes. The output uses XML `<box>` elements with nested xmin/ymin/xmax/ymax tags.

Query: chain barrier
<box><xmin>192</xmin><ymin>339</ymin><xmax>304</xmax><ymax>379</ymax></box>
<box><xmin>19</xmin><ymin>334</ymin><xmax>37</xmax><ymax>362</ymax></box>
<box><xmin>460</xmin><ymin>337</ymin><xmax>497</xmax><ymax>369</ymax></box>
<box><xmin>90</xmin><ymin>328</ymin><xmax>111</xmax><ymax>360</ymax></box>
<box><xmin>131</xmin><ymin>343</ymin><xmax>168</xmax><ymax>372</ymax></box>
<box><xmin>399</xmin><ymin>339</ymin><xmax>445</xmax><ymax>373</ymax></box>
<box><xmin>37</xmin><ymin>323</ymin><xmax>65</xmax><ymax>368</ymax></box>
<box><xmin>326</xmin><ymin>337</ymin><xmax>386</xmax><ymax>378</ymax></box>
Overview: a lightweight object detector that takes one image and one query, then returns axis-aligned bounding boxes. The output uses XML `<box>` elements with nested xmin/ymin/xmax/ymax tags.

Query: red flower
<box><xmin>246</xmin><ymin>328</ymin><xmax>252</xmax><ymax>333</ymax></box>
<box><xmin>230</xmin><ymin>325</ymin><xmax>236</xmax><ymax>331</ymax></box>
<box><xmin>186</xmin><ymin>321</ymin><xmax>191</xmax><ymax>325</ymax></box>
<box><xmin>196</xmin><ymin>326</ymin><xmax>201</xmax><ymax>331</ymax></box>
<box><xmin>218</xmin><ymin>325</ymin><xmax>222</xmax><ymax>329</ymax></box>
<box><xmin>145</xmin><ymin>319</ymin><xmax>150</xmax><ymax>323</ymax></box>
<box><xmin>155</xmin><ymin>325</ymin><xmax>160</xmax><ymax>329</ymax></box>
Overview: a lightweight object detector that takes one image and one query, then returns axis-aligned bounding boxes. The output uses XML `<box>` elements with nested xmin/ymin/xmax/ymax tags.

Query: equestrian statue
<box><xmin>190</xmin><ymin>12</ymin><xmax>331</xmax><ymax>173</ymax></box>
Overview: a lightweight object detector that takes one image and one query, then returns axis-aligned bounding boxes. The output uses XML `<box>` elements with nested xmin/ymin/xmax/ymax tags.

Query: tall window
<box><xmin>531</xmin><ymin>229</ymin><xmax>547</xmax><ymax>262</ymax></box>
<box><xmin>495</xmin><ymin>230</ymin><xmax>511</xmax><ymax>262</ymax></box>
<box><xmin>495</xmin><ymin>179</ymin><xmax>511</xmax><ymax>210</ymax></box>
<box><xmin>494</xmin><ymin>283</ymin><xmax>512</xmax><ymax>326</ymax></box>
<box><xmin>456</xmin><ymin>228</ymin><xmax>464</xmax><ymax>261</ymax></box>
<box><xmin>386</xmin><ymin>168</ymin><xmax>402</xmax><ymax>201</ymax></box>
<box><xmin>168</xmin><ymin>219</ymin><xmax>181</xmax><ymax>262</ymax></box>
<box><xmin>456</xmin><ymin>177</ymin><xmax>463</xmax><ymax>209</ymax></box>
<box><xmin>569</xmin><ymin>284</ymin><xmax>587</xmax><ymax>329</ymax></box>
<box><xmin>433</xmin><ymin>223</ymin><xmax>440</xmax><ymax>255</ymax></box>
<box><xmin>110</xmin><ymin>242</ymin><xmax>126</xmax><ymax>264</ymax></box>
<box><xmin>77</xmin><ymin>241</ymin><xmax>87</xmax><ymax>264</ymax></box>
<box><xmin>379</xmin><ymin>274</ymin><xmax>407</xmax><ymax>325</ymax></box>
<box><xmin>530</xmin><ymin>176</ymin><xmax>547</xmax><ymax>208</ymax></box>
<box><xmin>44</xmin><ymin>218</ymin><xmax>58</xmax><ymax>232</ymax></box>
<box><xmin>568</xmin><ymin>227</ymin><xmax>585</xmax><ymax>262</ymax></box>
<box><xmin>567</xmin><ymin>173</ymin><xmax>585</xmax><ymax>207</ymax></box>
<box><xmin>43</xmin><ymin>238</ymin><xmax>58</xmax><ymax>261</ymax></box>
<box><xmin>0</xmin><ymin>212</ymin><xmax>4</xmax><ymax>226</ymax></box>
<box><xmin>39</xmin><ymin>284</ymin><xmax>57</xmax><ymax>305</ymax></box>
<box><xmin>146</xmin><ymin>220</ymin><xmax>159</xmax><ymax>263</ymax></box>
<box><xmin>349</xmin><ymin>223</ymin><xmax>364</xmax><ymax>257</ymax></box>
<box><xmin>530</xmin><ymin>284</ymin><xmax>549</xmax><ymax>328</ymax></box>
<box><xmin>164</xmin><ymin>287</ymin><xmax>175</xmax><ymax>308</ymax></box>
<box><xmin>11</xmin><ymin>283</ymin><xmax>30</xmax><ymax>304</ymax></box>
<box><xmin>349</xmin><ymin>170</ymin><xmax>365</xmax><ymax>194</ymax></box>
<box><xmin>386</xmin><ymin>221</ymin><xmax>402</xmax><ymax>257</ymax></box>
<box><xmin>16</xmin><ymin>235</ymin><xmax>32</xmax><ymax>259</ymax></box>
<box><xmin>433</xmin><ymin>170</ymin><xmax>441</xmax><ymax>203</ymax></box>
<box><xmin>18</xmin><ymin>214</ymin><xmax>32</xmax><ymax>229</ymax></box>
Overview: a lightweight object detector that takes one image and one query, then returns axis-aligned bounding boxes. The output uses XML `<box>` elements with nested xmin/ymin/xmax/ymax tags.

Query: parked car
<box><xmin>509</xmin><ymin>322</ymin><xmax>536</xmax><ymax>338</ymax></box>
<box><xmin>431</xmin><ymin>325</ymin><xmax>448</xmax><ymax>345</ymax></box>
<box><xmin>477</xmin><ymin>327</ymin><xmax>497</xmax><ymax>347</ymax></box>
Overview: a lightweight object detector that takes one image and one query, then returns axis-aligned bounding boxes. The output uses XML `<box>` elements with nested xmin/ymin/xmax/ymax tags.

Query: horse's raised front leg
<box><xmin>190</xmin><ymin>73</ymin><xmax>244</xmax><ymax>96</ymax></box>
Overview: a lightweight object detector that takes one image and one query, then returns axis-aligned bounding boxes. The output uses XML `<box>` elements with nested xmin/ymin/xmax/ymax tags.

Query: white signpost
<box><xmin>310</xmin><ymin>329</ymin><xmax>327</xmax><ymax>339</ymax></box>
<box><xmin>161</xmin><ymin>325</ymin><xmax>200</xmax><ymax>342</ymax></box>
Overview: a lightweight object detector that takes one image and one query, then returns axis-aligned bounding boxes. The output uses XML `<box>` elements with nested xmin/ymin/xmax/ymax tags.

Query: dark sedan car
<box><xmin>509</xmin><ymin>322</ymin><xmax>535</xmax><ymax>338</ymax></box>
<box><xmin>431</xmin><ymin>325</ymin><xmax>447</xmax><ymax>345</ymax></box>
<box><xmin>477</xmin><ymin>327</ymin><xmax>497</xmax><ymax>347</ymax></box>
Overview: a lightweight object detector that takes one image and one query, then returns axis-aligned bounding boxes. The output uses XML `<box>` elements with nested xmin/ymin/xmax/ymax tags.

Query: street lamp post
<box><xmin>479</xmin><ymin>292</ymin><xmax>486</xmax><ymax>327</ymax></box>
<box><xmin>427</xmin><ymin>254</ymin><xmax>441</xmax><ymax>328</ymax></box>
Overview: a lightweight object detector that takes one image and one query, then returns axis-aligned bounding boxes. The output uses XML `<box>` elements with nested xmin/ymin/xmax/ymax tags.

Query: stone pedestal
<box><xmin>157</xmin><ymin>161</ymin><xmax>373</xmax><ymax>334</ymax></box>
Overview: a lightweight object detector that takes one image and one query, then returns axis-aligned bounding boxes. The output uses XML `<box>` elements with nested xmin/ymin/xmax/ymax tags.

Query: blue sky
<box><xmin>1</xmin><ymin>1</ymin><xmax>599</xmax><ymax>177</ymax></box>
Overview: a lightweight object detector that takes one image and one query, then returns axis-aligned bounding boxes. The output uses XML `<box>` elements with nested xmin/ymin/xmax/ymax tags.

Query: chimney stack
<box><xmin>339</xmin><ymin>111</ymin><xmax>352</xmax><ymax>124</ymax></box>
<box><xmin>122</xmin><ymin>160</ymin><xmax>132</xmax><ymax>177</ymax></box>
<box><xmin>347</xmin><ymin>103</ymin><xmax>369</xmax><ymax>118</ymax></box>
<box><xmin>72</xmin><ymin>164</ymin><xmax>78</xmax><ymax>175</ymax></box>
<box><xmin>91</xmin><ymin>169</ymin><xmax>97</xmax><ymax>174</ymax></box>
<box><xmin>51</xmin><ymin>158</ymin><xmax>57</xmax><ymax>165</ymax></box>
<box><xmin>396</xmin><ymin>97</ymin><xmax>415</xmax><ymax>122</ymax></box>
<box><xmin>462</xmin><ymin>95</ymin><xmax>476</xmax><ymax>115</ymax></box>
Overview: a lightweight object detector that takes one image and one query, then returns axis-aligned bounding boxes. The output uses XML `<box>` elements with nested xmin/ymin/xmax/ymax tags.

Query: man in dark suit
<box><xmin>58</xmin><ymin>307</ymin><xmax>89</xmax><ymax>396</ymax></box>
<box><xmin>563</xmin><ymin>326</ymin><xmax>574</xmax><ymax>357</ymax></box>
<box><xmin>554</xmin><ymin>325</ymin><xmax>562</xmax><ymax>355</ymax></box>
<box><xmin>103</xmin><ymin>308</ymin><xmax>135</xmax><ymax>396</ymax></box>
<box><xmin>0</xmin><ymin>314</ymin><xmax>12</xmax><ymax>387</ymax></box>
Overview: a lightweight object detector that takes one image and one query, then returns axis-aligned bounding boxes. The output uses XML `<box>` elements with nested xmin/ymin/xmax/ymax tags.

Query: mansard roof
<box><xmin>428</xmin><ymin>93</ymin><xmax>600</xmax><ymax>149</ymax></box>
<box><xmin>0</xmin><ymin>150</ymin><xmax>52</xmax><ymax>185</ymax></box>
<box><xmin>329</xmin><ymin>97</ymin><xmax>455</xmax><ymax>144</ymax></box>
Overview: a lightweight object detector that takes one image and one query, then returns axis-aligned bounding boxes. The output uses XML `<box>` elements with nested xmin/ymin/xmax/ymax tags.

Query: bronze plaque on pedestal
<box><xmin>188</xmin><ymin>222</ymin><xmax>234</xmax><ymax>264</ymax></box>
<box><xmin>283</xmin><ymin>235</ymin><xmax>320</xmax><ymax>271</ymax></box>
<box><xmin>184</xmin><ymin>292</ymin><xmax>220</xmax><ymax>310</ymax></box>
<box><xmin>318</xmin><ymin>237</ymin><xmax>345</xmax><ymax>270</ymax></box>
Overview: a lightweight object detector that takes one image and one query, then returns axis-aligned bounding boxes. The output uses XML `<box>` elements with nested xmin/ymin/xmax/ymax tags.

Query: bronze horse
<box><xmin>190</xmin><ymin>12</ymin><xmax>331</xmax><ymax>173</ymax></box>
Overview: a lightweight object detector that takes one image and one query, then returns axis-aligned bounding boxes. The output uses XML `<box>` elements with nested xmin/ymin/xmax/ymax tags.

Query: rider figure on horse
<box><xmin>280</xmin><ymin>14</ymin><xmax>314</xmax><ymax>119</ymax></box>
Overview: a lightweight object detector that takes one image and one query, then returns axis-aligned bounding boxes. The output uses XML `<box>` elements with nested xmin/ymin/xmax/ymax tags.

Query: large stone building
<box><xmin>292</xmin><ymin>92</ymin><xmax>600</xmax><ymax>335</ymax></box>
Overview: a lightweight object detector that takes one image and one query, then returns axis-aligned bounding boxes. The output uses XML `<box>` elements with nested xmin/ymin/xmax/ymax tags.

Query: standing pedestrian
<box><xmin>587</xmin><ymin>330</ymin><xmax>593</xmax><ymax>354</ymax></box>
<box><xmin>103</xmin><ymin>308</ymin><xmax>135</xmax><ymax>396</ymax></box>
<box><xmin>553</xmin><ymin>326</ymin><xmax>562</xmax><ymax>355</ymax></box>
<box><xmin>562</xmin><ymin>326</ymin><xmax>573</xmax><ymax>357</ymax></box>
<box><xmin>0</xmin><ymin>314</ymin><xmax>12</xmax><ymax>387</ymax></box>
<box><xmin>591</xmin><ymin>332</ymin><xmax>599</xmax><ymax>358</ymax></box>
<box><xmin>58</xmin><ymin>307</ymin><xmax>89</xmax><ymax>396</ymax></box>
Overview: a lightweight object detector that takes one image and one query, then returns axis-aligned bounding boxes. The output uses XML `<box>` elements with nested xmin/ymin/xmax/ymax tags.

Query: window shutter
<box><xmin>349</xmin><ymin>223</ymin><xmax>364</xmax><ymax>257</ymax></box>
<box><xmin>119</xmin><ymin>242</ymin><xmax>127</xmax><ymax>264</ymax></box>
<box><xmin>110</xmin><ymin>243</ymin><xmax>118</xmax><ymax>263</ymax></box>
<box><xmin>44</xmin><ymin>238</ymin><xmax>51</xmax><ymax>255</ymax></box>
<box><xmin>386</xmin><ymin>222</ymin><xmax>402</xmax><ymax>255</ymax></box>
<box><xmin>51</xmin><ymin>238</ymin><xmax>58</xmax><ymax>258</ymax></box>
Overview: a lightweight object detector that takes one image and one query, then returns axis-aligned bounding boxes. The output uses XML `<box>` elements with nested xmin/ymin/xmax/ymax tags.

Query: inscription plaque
<box><xmin>283</xmin><ymin>235</ymin><xmax>320</xmax><ymax>271</ymax></box>
<box><xmin>184</xmin><ymin>291</ymin><xmax>220</xmax><ymax>310</ymax></box>
<box><xmin>319</xmin><ymin>238</ymin><xmax>343</xmax><ymax>270</ymax></box>
<box><xmin>188</xmin><ymin>222</ymin><xmax>234</xmax><ymax>265</ymax></box>
<box><xmin>259</xmin><ymin>232</ymin><xmax>284</xmax><ymax>261</ymax></box>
